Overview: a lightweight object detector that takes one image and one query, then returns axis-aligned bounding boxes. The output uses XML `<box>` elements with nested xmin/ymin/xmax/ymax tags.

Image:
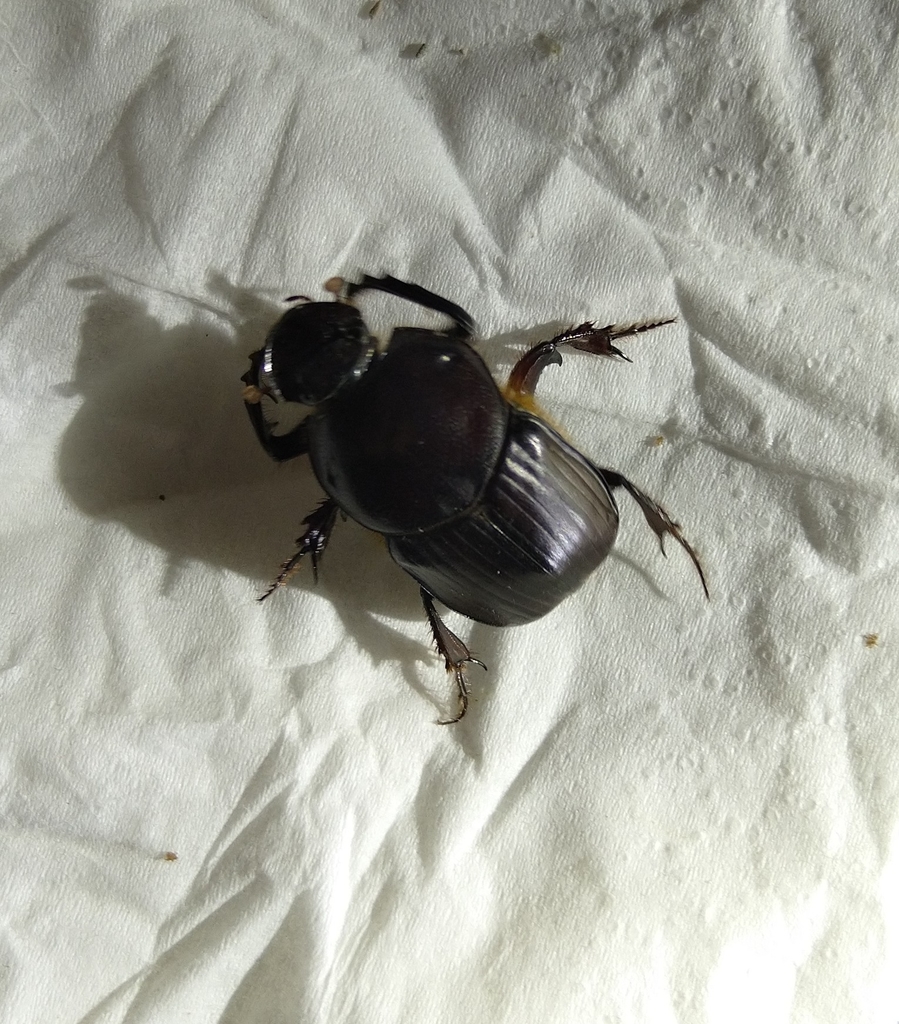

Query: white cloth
<box><xmin>1</xmin><ymin>2</ymin><xmax>897</xmax><ymax>1021</ymax></box>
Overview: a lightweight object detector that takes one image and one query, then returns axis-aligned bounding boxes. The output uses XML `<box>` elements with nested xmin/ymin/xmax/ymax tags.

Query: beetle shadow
<box><xmin>56</xmin><ymin>273</ymin><xmax>497</xmax><ymax>720</ymax></box>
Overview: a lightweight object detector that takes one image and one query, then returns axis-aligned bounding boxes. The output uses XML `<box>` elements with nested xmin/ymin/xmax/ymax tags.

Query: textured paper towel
<box><xmin>1</xmin><ymin>1</ymin><xmax>897</xmax><ymax>1022</ymax></box>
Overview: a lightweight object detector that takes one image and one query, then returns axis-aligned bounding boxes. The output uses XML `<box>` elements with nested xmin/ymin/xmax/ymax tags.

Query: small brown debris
<box><xmin>535</xmin><ymin>33</ymin><xmax>562</xmax><ymax>58</ymax></box>
<box><xmin>401</xmin><ymin>42</ymin><xmax>427</xmax><ymax>59</ymax></box>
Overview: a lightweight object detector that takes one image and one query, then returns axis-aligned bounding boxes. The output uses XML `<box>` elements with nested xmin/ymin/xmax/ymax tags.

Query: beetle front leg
<box><xmin>242</xmin><ymin>348</ymin><xmax>310</xmax><ymax>462</ymax></box>
<box><xmin>599</xmin><ymin>470</ymin><xmax>709</xmax><ymax>598</ymax></box>
<box><xmin>260</xmin><ymin>499</ymin><xmax>340</xmax><ymax>600</ymax></box>
<box><xmin>506</xmin><ymin>318</ymin><xmax>676</xmax><ymax>398</ymax></box>
<box><xmin>339</xmin><ymin>274</ymin><xmax>476</xmax><ymax>340</ymax></box>
<box><xmin>420</xmin><ymin>587</ymin><xmax>486</xmax><ymax>724</ymax></box>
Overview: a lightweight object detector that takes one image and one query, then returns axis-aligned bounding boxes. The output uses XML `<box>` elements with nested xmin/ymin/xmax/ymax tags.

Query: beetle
<box><xmin>242</xmin><ymin>274</ymin><xmax>707</xmax><ymax>722</ymax></box>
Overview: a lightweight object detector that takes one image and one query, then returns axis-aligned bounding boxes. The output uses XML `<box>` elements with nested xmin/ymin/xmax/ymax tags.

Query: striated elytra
<box><xmin>242</xmin><ymin>274</ymin><xmax>707</xmax><ymax>723</ymax></box>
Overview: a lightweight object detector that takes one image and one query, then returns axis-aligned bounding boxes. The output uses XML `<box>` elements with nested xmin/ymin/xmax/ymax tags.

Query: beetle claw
<box><xmin>436</xmin><ymin>656</ymin><xmax>487</xmax><ymax>725</ymax></box>
<box><xmin>420</xmin><ymin>586</ymin><xmax>487</xmax><ymax>723</ymax></box>
<box><xmin>437</xmin><ymin>667</ymin><xmax>470</xmax><ymax>725</ymax></box>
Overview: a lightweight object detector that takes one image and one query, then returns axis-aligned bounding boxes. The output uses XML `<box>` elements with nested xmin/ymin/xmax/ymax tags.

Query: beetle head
<box><xmin>260</xmin><ymin>302</ymin><xmax>372</xmax><ymax>406</ymax></box>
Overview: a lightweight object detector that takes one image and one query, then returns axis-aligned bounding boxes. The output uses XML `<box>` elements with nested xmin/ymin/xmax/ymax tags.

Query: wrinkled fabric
<box><xmin>1</xmin><ymin>2</ymin><xmax>897</xmax><ymax>1022</ymax></box>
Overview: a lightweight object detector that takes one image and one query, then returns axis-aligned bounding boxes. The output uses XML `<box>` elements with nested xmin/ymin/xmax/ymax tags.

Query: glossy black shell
<box><xmin>388</xmin><ymin>408</ymin><xmax>619</xmax><ymax>626</ymax></box>
<box><xmin>303</xmin><ymin>318</ymin><xmax>621</xmax><ymax>627</ymax></box>
<box><xmin>307</xmin><ymin>328</ymin><xmax>509</xmax><ymax>534</ymax></box>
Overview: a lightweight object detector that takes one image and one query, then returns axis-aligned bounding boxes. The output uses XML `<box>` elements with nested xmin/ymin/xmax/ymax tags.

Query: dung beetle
<box><xmin>242</xmin><ymin>274</ymin><xmax>707</xmax><ymax>722</ymax></box>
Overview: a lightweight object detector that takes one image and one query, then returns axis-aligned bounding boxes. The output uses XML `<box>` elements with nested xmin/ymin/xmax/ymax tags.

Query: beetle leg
<box><xmin>420</xmin><ymin>587</ymin><xmax>487</xmax><ymax>724</ymax></box>
<box><xmin>243</xmin><ymin>349</ymin><xmax>310</xmax><ymax>462</ymax></box>
<box><xmin>599</xmin><ymin>470</ymin><xmax>709</xmax><ymax>598</ymax></box>
<box><xmin>342</xmin><ymin>274</ymin><xmax>475</xmax><ymax>339</ymax></box>
<box><xmin>507</xmin><ymin>318</ymin><xmax>676</xmax><ymax>397</ymax></box>
<box><xmin>259</xmin><ymin>499</ymin><xmax>340</xmax><ymax>600</ymax></box>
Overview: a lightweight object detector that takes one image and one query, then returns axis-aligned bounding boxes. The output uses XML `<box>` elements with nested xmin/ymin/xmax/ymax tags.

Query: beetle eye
<box><xmin>265</xmin><ymin>302</ymin><xmax>370</xmax><ymax>405</ymax></box>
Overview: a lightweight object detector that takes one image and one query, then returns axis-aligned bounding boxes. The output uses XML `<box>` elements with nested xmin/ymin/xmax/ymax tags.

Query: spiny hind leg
<box><xmin>505</xmin><ymin>318</ymin><xmax>676</xmax><ymax>399</ymax></box>
<box><xmin>420</xmin><ymin>587</ymin><xmax>486</xmax><ymax>724</ymax></box>
<box><xmin>599</xmin><ymin>470</ymin><xmax>708</xmax><ymax>598</ymax></box>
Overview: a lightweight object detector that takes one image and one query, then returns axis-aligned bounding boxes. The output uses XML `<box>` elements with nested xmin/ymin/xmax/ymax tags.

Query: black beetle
<box><xmin>242</xmin><ymin>274</ymin><xmax>707</xmax><ymax>722</ymax></box>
